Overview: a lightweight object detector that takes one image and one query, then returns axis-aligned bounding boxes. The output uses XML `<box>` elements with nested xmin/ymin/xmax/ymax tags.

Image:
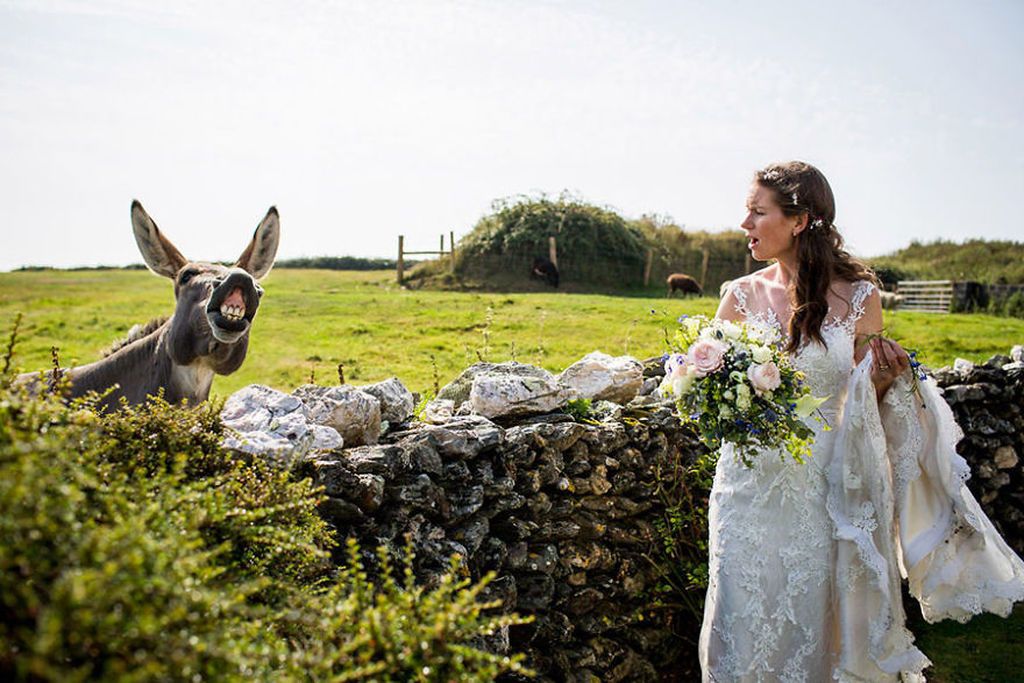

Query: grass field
<box><xmin>2</xmin><ymin>266</ymin><xmax>1023</xmax><ymax>677</ymax></box>
<box><xmin>2</xmin><ymin>268</ymin><xmax>1023</xmax><ymax>400</ymax></box>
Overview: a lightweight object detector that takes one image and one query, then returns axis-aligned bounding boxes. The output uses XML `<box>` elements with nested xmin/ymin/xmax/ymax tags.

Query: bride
<box><xmin>699</xmin><ymin>161</ymin><xmax>1024</xmax><ymax>681</ymax></box>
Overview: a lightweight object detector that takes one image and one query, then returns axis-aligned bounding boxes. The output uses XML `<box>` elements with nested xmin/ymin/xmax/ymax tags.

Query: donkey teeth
<box><xmin>219</xmin><ymin>304</ymin><xmax>246</xmax><ymax>321</ymax></box>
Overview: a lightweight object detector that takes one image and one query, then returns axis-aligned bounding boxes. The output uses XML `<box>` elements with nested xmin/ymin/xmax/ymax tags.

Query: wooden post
<box><xmin>449</xmin><ymin>230</ymin><xmax>456</xmax><ymax>272</ymax></box>
<box><xmin>549</xmin><ymin>236</ymin><xmax>558</xmax><ymax>267</ymax></box>
<box><xmin>700</xmin><ymin>247</ymin><xmax>710</xmax><ymax>289</ymax></box>
<box><xmin>643</xmin><ymin>248</ymin><xmax>653</xmax><ymax>287</ymax></box>
<box><xmin>440</xmin><ymin>234</ymin><xmax>445</xmax><ymax>254</ymax></box>
<box><xmin>397</xmin><ymin>235</ymin><xmax>405</xmax><ymax>284</ymax></box>
<box><xmin>745</xmin><ymin>252</ymin><xmax>752</xmax><ymax>275</ymax></box>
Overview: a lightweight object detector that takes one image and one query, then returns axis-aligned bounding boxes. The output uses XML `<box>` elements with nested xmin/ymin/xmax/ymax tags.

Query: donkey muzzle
<box><xmin>206</xmin><ymin>270</ymin><xmax>262</xmax><ymax>343</ymax></box>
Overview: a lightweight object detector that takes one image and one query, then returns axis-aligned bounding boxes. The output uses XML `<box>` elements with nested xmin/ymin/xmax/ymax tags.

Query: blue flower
<box><xmin>764</xmin><ymin>409</ymin><xmax>778</xmax><ymax>423</ymax></box>
<box><xmin>677</xmin><ymin>314</ymin><xmax>689</xmax><ymax>323</ymax></box>
<box><xmin>919</xmin><ymin>372</ymin><xmax>927</xmax><ymax>381</ymax></box>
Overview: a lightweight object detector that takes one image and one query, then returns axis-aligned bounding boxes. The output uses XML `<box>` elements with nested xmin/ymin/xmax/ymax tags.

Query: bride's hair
<box><xmin>755</xmin><ymin>161</ymin><xmax>875</xmax><ymax>352</ymax></box>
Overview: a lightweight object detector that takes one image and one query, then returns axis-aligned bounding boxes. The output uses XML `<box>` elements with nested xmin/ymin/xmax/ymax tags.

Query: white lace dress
<box><xmin>699</xmin><ymin>277</ymin><xmax>1024</xmax><ymax>682</ymax></box>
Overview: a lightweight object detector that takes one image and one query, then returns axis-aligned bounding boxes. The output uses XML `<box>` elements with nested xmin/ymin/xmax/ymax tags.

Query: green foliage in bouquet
<box><xmin>662</xmin><ymin>315</ymin><xmax>828</xmax><ymax>466</ymax></box>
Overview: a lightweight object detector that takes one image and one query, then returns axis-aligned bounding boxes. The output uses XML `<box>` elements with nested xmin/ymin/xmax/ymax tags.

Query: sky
<box><xmin>0</xmin><ymin>0</ymin><xmax>1021</xmax><ymax>271</ymax></box>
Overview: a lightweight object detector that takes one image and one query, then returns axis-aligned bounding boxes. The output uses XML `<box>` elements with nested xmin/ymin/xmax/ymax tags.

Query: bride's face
<box><xmin>741</xmin><ymin>182</ymin><xmax>801</xmax><ymax>263</ymax></box>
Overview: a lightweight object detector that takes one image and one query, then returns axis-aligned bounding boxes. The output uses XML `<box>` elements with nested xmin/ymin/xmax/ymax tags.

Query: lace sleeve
<box><xmin>849</xmin><ymin>280</ymin><xmax>877</xmax><ymax>325</ymax></box>
<box><xmin>716</xmin><ymin>278</ymin><xmax>750</xmax><ymax>321</ymax></box>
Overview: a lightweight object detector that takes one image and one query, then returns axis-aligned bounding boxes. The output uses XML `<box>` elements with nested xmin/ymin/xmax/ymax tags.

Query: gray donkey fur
<box><xmin>23</xmin><ymin>201</ymin><xmax>279</xmax><ymax>409</ymax></box>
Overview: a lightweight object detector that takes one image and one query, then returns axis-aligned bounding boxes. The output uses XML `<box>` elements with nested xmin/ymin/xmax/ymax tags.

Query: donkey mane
<box><xmin>102</xmin><ymin>317</ymin><xmax>169</xmax><ymax>358</ymax></box>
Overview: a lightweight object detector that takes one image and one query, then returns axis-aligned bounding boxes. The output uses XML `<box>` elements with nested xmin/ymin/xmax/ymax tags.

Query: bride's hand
<box><xmin>869</xmin><ymin>336</ymin><xmax>910</xmax><ymax>400</ymax></box>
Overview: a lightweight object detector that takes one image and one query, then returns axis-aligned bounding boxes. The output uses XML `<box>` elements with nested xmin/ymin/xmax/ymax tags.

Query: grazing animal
<box><xmin>21</xmin><ymin>200</ymin><xmax>280</xmax><ymax>409</ymax></box>
<box><xmin>531</xmin><ymin>257</ymin><xmax>560</xmax><ymax>288</ymax></box>
<box><xmin>667</xmin><ymin>273</ymin><xmax>702</xmax><ymax>297</ymax></box>
<box><xmin>879</xmin><ymin>291</ymin><xmax>903</xmax><ymax>310</ymax></box>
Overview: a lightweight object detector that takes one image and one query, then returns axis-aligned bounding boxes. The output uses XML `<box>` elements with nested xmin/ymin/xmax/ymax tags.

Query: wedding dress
<box><xmin>699</xmin><ymin>277</ymin><xmax>1024</xmax><ymax>682</ymax></box>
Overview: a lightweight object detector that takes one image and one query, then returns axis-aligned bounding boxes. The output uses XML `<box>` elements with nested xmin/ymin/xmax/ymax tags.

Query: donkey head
<box><xmin>131</xmin><ymin>201</ymin><xmax>280</xmax><ymax>377</ymax></box>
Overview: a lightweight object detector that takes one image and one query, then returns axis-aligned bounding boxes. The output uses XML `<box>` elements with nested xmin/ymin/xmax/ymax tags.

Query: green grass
<box><xmin>2</xmin><ymin>267</ymin><xmax>1023</xmax><ymax>677</ymax></box>
<box><xmin>909</xmin><ymin>603</ymin><xmax>1024</xmax><ymax>682</ymax></box>
<box><xmin>2</xmin><ymin>269</ymin><xmax>1023</xmax><ymax>401</ymax></box>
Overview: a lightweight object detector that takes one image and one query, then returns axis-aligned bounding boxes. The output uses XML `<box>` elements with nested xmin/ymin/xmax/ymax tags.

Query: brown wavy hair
<box><xmin>755</xmin><ymin>161</ymin><xmax>875</xmax><ymax>352</ymax></box>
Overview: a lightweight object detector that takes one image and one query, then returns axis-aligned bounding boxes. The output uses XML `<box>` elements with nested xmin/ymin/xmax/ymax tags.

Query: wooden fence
<box><xmin>897</xmin><ymin>280</ymin><xmax>954</xmax><ymax>313</ymax></box>
<box><xmin>397</xmin><ymin>232</ymin><xmax>455</xmax><ymax>283</ymax></box>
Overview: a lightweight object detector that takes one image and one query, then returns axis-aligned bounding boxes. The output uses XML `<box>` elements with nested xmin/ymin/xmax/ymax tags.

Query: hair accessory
<box><xmin>791</xmin><ymin>192</ymin><xmax>799</xmax><ymax>205</ymax></box>
<box><xmin>811</xmin><ymin>218</ymin><xmax>824</xmax><ymax>230</ymax></box>
<box><xmin>762</xmin><ymin>168</ymin><xmax>782</xmax><ymax>182</ymax></box>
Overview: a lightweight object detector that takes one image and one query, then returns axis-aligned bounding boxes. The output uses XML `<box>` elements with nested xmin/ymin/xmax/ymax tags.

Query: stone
<box><xmin>639</xmin><ymin>377</ymin><xmax>660</xmax><ymax>396</ymax></box>
<box><xmin>317</xmin><ymin>496</ymin><xmax>364</xmax><ymax>525</ymax></box>
<box><xmin>437</xmin><ymin>361</ymin><xmax>554</xmax><ymax>408</ymax></box>
<box><xmin>410</xmin><ymin>415</ymin><xmax>503</xmax><ymax>459</ymax></box>
<box><xmin>342</xmin><ymin>444</ymin><xmax>400</xmax><ymax>477</ymax></box>
<box><xmin>469</xmin><ymin>372</ymin><xmax>573</xmax><ymax>419</ymax></box>
<box><xmin>995</xmin><ymin>445</ymin><xmax>1019</xmax><ymax>469</ymax></box>
<box><xmin>1012</xmin><ymin>345</ymin><xmax>1024</xmax><ymax>363</ymax></box>
<box><xmin>361</xmin><ymin>377</ymin><xmax>415</xmax><ymax>425</ymax></box>
<box><xmin>953</xmin><ymin>358</ymin><xmax>975</xmax><ymax>375</ymax></box>
<box><xmin>420</xmin><ymin>398</ymin><xmax>454</xmax><ymax>424</ymax></box>
<box><xmin>294</xmin><ymin>384</ymin><xmax>382</xmax><ymax>446</ymax></box>
<box><xmin>557</xmin><ymin>351</ymin><xmax>644</xmax><ymax>405</ymax></box>
<box><xmin>221</xmin><ymin>384</ymin><xmax>343</xmax><ymax>463</ymax></box>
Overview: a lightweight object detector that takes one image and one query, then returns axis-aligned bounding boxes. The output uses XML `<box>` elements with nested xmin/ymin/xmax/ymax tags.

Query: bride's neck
<box><xmin>769</xmin><ymin>259</ymin><xmax>798</xmax><ymax>288</ymax></box>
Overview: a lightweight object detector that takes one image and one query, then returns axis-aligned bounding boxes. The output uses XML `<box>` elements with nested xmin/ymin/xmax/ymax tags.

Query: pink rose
<box><xmin>747</xmin><ymin>361</ymin><xmax>782</xmax><ymax>394</ymax></box>
<box><xmin>688</xmin><ymin>338</ymin><xmax>727</xmax><ymax>377</ymax></box>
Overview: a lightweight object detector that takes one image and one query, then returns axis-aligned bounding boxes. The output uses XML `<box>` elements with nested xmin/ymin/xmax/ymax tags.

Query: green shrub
<box><xmin>298</xmin><ymin>540</ymin><xmax>534</xmax><ymax>682</ymax></box>
<box><xmin>451</xmin><ymin>194</ymin><xmax>649</xmax><ymax>289</ymax></box>
<box><xmin>0</xmin><ymin>377</ymin><xmax>533</xmax><ymax>681</ymax></box>
<box><xmin>647</xmin><ymin>448</ymin><xmax>714</xmax><ymax>643</ymax></box>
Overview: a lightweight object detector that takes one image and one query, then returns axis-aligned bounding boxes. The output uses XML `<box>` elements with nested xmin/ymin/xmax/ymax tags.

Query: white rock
<box><xmin>438</xmin><ymin>361</ymin><xmax>554</xmax><ymax>408</ymax></box>
<box><xmin>1012</xmin><ymin>345</ymin><xmax>1023</xmax><ymax>363</ymax></box>
<box><xmin>421</xmin><ymin>399</ymin><xmax>455</xmax><ymax>424</ymax></box>
<box><xmin>557</xmin><ymin>351</ymin><xmax>644</xmax><ymax>404</ymax></box>
<box><xmin>220</xmin><ymin>384</ymin><xmax>343</xmax><ymax>464</ymax></box>
<box><xmin>469</xmin><ymin>372</ymin><xmax>572</xmax><ymax>419</ymax></box>
<box><xmin>221</xmin><ymin>384</ymin><xmax>302</xmax><ymax>421</ymax></box>
<box><xmin>953</xmin><ymin>358</ymin><xmax>975</xmax><ymax>374</ymax></box>
<box><xmin>310</xmin><ymin>424</ymin><xmax>345</xmax><ymax>451</ymax></box>
<box><xmin>294</xmin><ymin>384</ymin><xmax>382</xmax><ymax>446</ymax></box>
<box><xmin>222</xmin><ymin>430</ymin><xmax>306</xmax><ymax>463</ymax></box>
<box><xmin>361</xmin><ymin>377</ymin><xmax>415</xmax><ymax>424</ymax></box>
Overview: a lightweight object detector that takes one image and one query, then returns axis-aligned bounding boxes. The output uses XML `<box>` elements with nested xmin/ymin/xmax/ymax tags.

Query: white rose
<box><xmin>720</xmin><ymin>320</ymin><xmax>742</xmax><ymax>340</ymax></box>
<box><xmin>750</xmin><ymin>344</ymin><xmax>772</xmax><ymax>364</ymax></box>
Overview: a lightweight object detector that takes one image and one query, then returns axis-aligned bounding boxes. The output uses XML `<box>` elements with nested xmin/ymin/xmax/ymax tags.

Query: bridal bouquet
<box><xmin>660</xmin><ymin>315</ymin><xmax>828</xmax><ymax>466</ymax></box>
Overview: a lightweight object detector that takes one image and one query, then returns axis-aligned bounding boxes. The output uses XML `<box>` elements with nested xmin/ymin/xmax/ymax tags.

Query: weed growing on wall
<box><xmin>647</xmin><ymin>451</ymin><xmax>715</xmax><ymax>643</ymax></box>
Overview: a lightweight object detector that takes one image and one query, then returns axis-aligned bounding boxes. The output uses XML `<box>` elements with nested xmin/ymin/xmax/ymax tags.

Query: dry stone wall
<box><xmin>224</xmin><ymin>347</ymin><xmax>1024</xmax><ymax>682</ymax></box>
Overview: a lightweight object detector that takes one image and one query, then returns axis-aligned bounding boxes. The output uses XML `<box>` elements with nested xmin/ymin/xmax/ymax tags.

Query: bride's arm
<box><xmin>854</xmin><ymin>287</ymin><xmax>910</xmax><ymax>401</ymax></box>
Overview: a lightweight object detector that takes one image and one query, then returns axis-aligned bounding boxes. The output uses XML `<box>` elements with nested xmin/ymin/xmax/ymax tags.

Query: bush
<box><xmin>451</xmin><ymin>194</ymin><xmax>649</xmax><ymax>289</ymax></box>
<box><xmin>0</xmin><ymin>377</ymin><xmax>532</xmax><ymax>681</ymax></box>
<box><xmin>990</xmin><ymin>291</ymin><xmax>1024</xmax><ymax>319</ymax></box>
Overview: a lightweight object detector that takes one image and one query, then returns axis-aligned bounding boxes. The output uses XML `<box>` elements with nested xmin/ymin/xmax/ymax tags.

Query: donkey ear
<box><xmin>234</xmin><ymin>206</ymin><xmax>280</xmax><ymax>279</ymax></box>
<box><xmin>131</xmin><ymin>200</ymin><xmax>188</xmax><ymax>279</ymax></box>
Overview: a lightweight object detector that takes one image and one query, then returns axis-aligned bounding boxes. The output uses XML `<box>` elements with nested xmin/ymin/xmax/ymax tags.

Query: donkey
<box><xmin>22</xmin><ymin>200</ymin><xmax>280</xmax><ymax>409</ymax></box>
